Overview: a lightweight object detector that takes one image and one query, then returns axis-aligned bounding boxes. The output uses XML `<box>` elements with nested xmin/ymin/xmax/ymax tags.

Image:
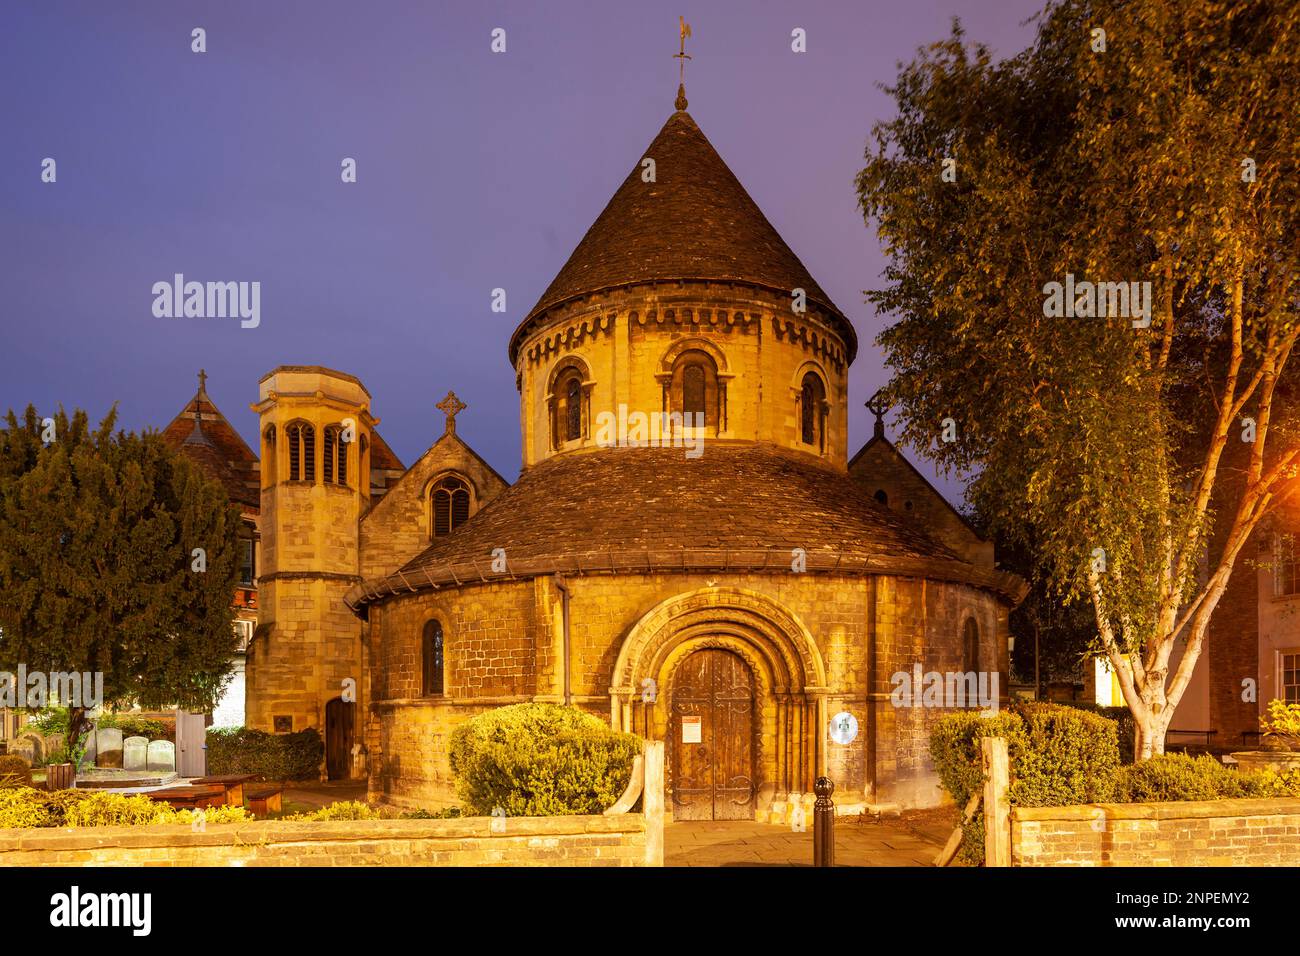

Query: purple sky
<box><xmin>0</xmin><ymin>0</ymin><xmax>1044</xmax><ymax>502</ymax></box>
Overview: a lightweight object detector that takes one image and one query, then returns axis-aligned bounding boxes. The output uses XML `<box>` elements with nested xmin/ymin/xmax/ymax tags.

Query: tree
<box><xmin>857</xmin><ymin>1</ymin><xmax>1300</xmax><ymax>757</ymax></box>
<box><xmin>0</xmin><ymin>405</ymin><xmax>241</xmax><ymax>755</ymax></box>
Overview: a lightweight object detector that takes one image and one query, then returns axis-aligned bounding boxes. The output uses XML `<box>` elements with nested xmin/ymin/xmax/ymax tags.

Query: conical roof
<box><xmin>509</xmin><ymin>109</ymin><xmax>854</xmax><ymax>362</ymax></box>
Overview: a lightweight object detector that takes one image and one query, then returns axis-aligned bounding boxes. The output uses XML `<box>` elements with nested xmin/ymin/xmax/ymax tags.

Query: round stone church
<box><xmin>231</xmin><ymin>86</ymin><xmax>1023</xmax><ymax>820</ymax></box>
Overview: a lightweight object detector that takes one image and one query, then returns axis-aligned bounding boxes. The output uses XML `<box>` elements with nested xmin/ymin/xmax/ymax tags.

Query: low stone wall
<box><xmin>0</xmin><ymin>814</ymin><xmax>651</xmax><ymax>867</ymax></box>
<box><xmin>1011</xmin><ymin>797</ymin><xmax>1300</xmax><ymax>866</ymax></box>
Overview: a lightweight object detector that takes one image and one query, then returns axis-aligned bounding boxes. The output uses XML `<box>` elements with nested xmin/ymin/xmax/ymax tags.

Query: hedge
<box><xmin>929</xmin><ymin>702</ymin><xmax>1120</xmax><ymax>863</ymax></box>
<box><xmin>448</xmin><ymin>703</ymin><xmax>641</xmax><ymax>816</ymax></box>
<box><xmin>205</xmin><ymin>727</ymin><xmax>324</xmax><ymax>781</ymax></box>
<box><xmin>931</xmin><ymin>705</ymin><xmax>1300</xmax><ymax>864</ymax></box>
<box><xmin>0</xmin><ymin>788</ymin><xmax>248</xmax><ymax>829</ymax></box>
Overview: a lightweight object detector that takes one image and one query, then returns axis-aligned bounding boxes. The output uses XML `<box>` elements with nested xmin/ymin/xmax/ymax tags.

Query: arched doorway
<box><xmin>670</xmin><ymin>648</ymin><xmax>755</xmax><ymax>820</ymax></box>
<box><xmin>324</xmin><ymin>697</ymin><xmax>354</xmax><ymax>780</ymax></box>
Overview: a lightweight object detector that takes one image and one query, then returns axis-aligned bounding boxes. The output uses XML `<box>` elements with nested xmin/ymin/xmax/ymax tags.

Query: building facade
<box><xmin>163</xmin><ymin>92</ymin><xmax>1028</xmax><ymax>814</ymax></box>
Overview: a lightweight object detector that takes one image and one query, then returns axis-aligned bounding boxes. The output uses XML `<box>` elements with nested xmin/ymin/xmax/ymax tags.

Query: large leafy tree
<box><xmin>858</xmin><ymin>0</ymin><xmax>1300</xmax><ymax>757</ymax></box>
<box><xmin>0</xmin><ymin>405</ymin><xmax>241</xmax><ymax>753</ymax></box>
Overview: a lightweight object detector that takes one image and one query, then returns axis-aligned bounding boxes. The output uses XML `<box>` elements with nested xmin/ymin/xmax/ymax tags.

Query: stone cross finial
<box><xmin>198</xmin><ymin>369</ymin><xmax>208</xmax><ymax>393</ymax></box>
<box><xmin>436</xmin><ymin>390</ymin><xmax>467</xmax><ymax>435</ymax></box>
<box><xmin>866</xmin><ymin>389</ymin><xmax>888</xmax><ymax>438</ymax></box>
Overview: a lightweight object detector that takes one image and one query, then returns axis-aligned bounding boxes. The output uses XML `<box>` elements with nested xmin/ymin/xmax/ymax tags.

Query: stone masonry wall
<box><xmin>369</xmin><ymin>570</ymin><xmax>1005</xmax><ymax>812</ymax></box>
<box><xmin>1011</xmin><ymin>798</ymin><xmax>1300</xmax><ymax>866</ymax></box>
<box><xmin>0</xmin><ymin>816</ymin><xmax>650</xmax><ymax>867</ymax></box>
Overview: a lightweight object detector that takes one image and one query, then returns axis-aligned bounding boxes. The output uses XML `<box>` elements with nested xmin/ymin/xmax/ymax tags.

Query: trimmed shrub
<box><xmin>0</xmin><ymin>788</ymin><xmax>248</xmax><ymax>829</ymax></box>
<box><xmin>286</xmin><ymin>800</ymin><xmax>379</xmax><ymax>822</ymax></box>
<box><xmin>449</xmin><ymin>703</ymin><xmax>641</xmax><ymax>816</ymax></box>
<box><xmin>0</xmin><ymin>755</ymin><xmax>32</xmax><ymax>789</ymax></box>
<box><xmin>0</xmin><ymin>788</ymin><xmax>59</xmax><ymax>828</ymax></box>
<box><xmin>206</xmin><ymin>727</ymin><xmax>323</xmax><ymax>781</ymax></box>
<box><xmin>1115</xmin><ymin>753</ymin><xmax>1279</xmax><ymax>802</ymax></box>
<box><xmin>1060</xmin><ymin>702</ymin><xmax>1136</xmax><ymax>763</ymax></box>
<box><xmin>402</xmin><ymin>806</ymin><xmax>462</xmax><ymax>819</ymax></box>
<box><xmin>929</xmin><ymin>702</ymin><xmax>1119</xmax><ymax>862</ymax></box>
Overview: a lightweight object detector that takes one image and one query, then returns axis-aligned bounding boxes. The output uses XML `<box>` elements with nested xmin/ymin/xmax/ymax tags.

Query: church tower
<box><xmin>247</xmin><ymin>366</ymin><xmax>376</xmax><ymax>770</ymax></box>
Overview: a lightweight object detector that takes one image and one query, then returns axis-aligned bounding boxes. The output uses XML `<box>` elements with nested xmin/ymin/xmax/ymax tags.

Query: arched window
<box><xmin>550</xmin><ymin>367</ymin><xmax>587</xmax><ymax>447</ymax></box>
<box><xmin>670</xmin><ymin>350</ymin><xmax>720</xmax><ymax>430</ymax></box>
<box><xmin>874</xmin><ymin>489</ymin><xmax>888</xmax><ymax>506</ymax></box>
<box><xmin>565</xmin><ymin>377</ymin><xmax>582</xmax><ymax>442</ymax></box>
<box><xmin>431</xmin><ymin>475</ymin><xmax>471</xmax><ymax>537</ymax></box>
<box><xmin>262</xmin><ymin>425</ymin><xmax>276</xmax><ymax>485</ymax></box>
<box><xmin>800</xmin><ymin>372</ymin><xmax>827</xmax><ymax>449</ymax></box>
<box><xmin>962</xmin><ymin>618</ymin><xmax>980</xmax><ymax>675</ymax></box>
<box><xmin>323</xmin><ymin>425</ymin><xmax>348</xmax><ymax>486</ymax></box>
<box><xmin>422</xmin><ymin>620</ymin><xmax>444</xmax><ymax>696</ymax></box>
<box><xmin>286</xmin><ymin>422</ymin><xmax>315</xmax><ymax>482</ymax></box>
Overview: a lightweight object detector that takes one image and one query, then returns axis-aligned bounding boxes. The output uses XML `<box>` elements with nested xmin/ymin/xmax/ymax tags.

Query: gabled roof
<box><xmin>849</xmin><ymin>430</ymin><xmax>986</xmax><ymax>543</ymax></box>
<box><xmin>509</xmin><ymin>108</ymin><xmax>855</xmax><ymax>363</ymax></box>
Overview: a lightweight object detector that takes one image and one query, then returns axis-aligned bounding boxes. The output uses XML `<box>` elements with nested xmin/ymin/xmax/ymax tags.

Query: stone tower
<box><xmin>246</xmin><ymin>366</ymin><xmax>376</xmax><ymax>753</ymax></box>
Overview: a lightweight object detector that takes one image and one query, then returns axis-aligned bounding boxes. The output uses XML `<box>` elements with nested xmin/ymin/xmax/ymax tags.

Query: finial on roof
<box><xmin>197</xmin><ymin>368</ymin><xmax>208</xmax><ymax>394</ymax></box>
<box><xmin>674</xmin><ymin>16</ymin><xmax>692</xmax><ymax>111</ymax></box>
<box><xmin>866</xmin><ymin>390</ymin><xmax>888</xmax><ymax>439</ymax></box>
<box><xmin>436</xmin><ymin>390</ymin><xmax>467</xmax><ymax>436</ymax></box>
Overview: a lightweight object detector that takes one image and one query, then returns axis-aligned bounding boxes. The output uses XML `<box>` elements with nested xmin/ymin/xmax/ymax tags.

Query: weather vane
<box><xmin>674</xmin><ymin>16</ymin><xmax>692</xmax><ymax>111</ymax></box>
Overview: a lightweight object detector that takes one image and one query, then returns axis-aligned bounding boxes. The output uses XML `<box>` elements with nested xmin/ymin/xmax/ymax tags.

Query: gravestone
<box><xmin>81</xmin><ymin>731</ymin><xmax>96</xmax><ymax>766</ymax></box>
<box><xmin>123</xmin><ymin>736</ymin><xmax>148</xmax><ymax>772</ymax></box>
<box><xmin>146</xmin><ymin>740</ymin><xmax>175</xmax><ymax>773</ymax></box>
<box><xmin>96</xmin><ymin>728</ymin><xmax>123</xmax><ymax>768</ymax></box>
<box><xmin>10</xmin><ymin>737</ymin><xmax>36</xmax><ymax>765</ymax></box>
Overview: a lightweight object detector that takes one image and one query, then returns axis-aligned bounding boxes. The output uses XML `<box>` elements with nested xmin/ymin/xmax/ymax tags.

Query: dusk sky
<box><xmin>1</xmin><ymin>0</ymin><xmax>1044</xmax><ymax>501</ymax></box>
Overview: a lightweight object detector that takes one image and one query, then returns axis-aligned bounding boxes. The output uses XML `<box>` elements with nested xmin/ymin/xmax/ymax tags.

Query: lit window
<box><xmin>423</xmin><ymin>620</ymin><xmax>444</xmax><ymax>696</ymax></box>
<box><xmin>800</xmin><ymin>372</ymin><xmax>826</xmax><ymax>448</ymax></box>
<box><xmin>1283</xmin><ymin>651</ymin><xmax>1300</xmax><ymax>704</ymax></box>
<box><xmin>239</xmin><ymin>539</ymin><xmax>255</xmax><ymax>586</ymax></box>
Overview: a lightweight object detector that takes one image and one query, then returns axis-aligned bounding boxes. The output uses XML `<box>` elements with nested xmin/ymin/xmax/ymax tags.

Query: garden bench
<box><xmin>246</xmin><ymin>786</ymin><xmax>283</xmax><ymax>816</ymax></box>
<box><xmin>145</xmin><ymin>785</ymin><xmax>229</xmax><ymax>810</ymax></box>
<box><xmin>191</xmin><ymin>774</ymin><xmax>256</xmax><ymax>807</ymax></box>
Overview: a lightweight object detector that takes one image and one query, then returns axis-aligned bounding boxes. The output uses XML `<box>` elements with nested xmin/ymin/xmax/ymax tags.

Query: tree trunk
<box><xmin>66</xmin><ymin>706</ymin><xmax>90</xmax><ymax>771</ymax></box>
<box><xmin>1133</xmin><ymin>706</ymin><xmax>1170</xmax><ymax>760</ymax></box>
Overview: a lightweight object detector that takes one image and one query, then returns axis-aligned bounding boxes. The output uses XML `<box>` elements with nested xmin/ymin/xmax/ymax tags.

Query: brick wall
<box><xmin>1011</xmin><ymin>798</ymin><xmax>1300</xmax><ymax>866</ymax></box>
<box><xmin>0</xmin><ymin>815</ymin><xmax>651</xmax><ymax>867</ymax></box>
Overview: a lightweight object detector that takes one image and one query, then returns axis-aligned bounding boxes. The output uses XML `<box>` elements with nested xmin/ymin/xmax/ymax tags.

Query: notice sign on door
<box><xmin>681</xmin><ymin>716</ymin><xmax>702</xmax><ymax>744</ymax></box>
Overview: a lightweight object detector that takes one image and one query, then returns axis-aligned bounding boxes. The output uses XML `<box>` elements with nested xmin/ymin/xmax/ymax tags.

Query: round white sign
<box><xmin>829</xmin><ymin>711</ymin><xmax>858</xmax><ymax>745</ymax></box>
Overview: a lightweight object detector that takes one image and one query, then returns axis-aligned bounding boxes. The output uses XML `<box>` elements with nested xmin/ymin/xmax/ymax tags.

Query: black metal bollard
<box><xmin>813</xmin><ymin>776</ymin><xmax>835</xmax><ymax>867</ymax></box>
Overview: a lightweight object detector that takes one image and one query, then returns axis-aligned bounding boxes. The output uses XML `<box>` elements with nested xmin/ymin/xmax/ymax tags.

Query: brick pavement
<box><xmin>664</xmin><ymin>812</ymin><xmax>953</xmax><ymax>867</ymax></box>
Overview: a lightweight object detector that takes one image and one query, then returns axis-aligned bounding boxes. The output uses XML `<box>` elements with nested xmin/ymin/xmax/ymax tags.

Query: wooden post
<box><xmin>813</xmin><ymin>776</ymin><xmax>835</xmax><ymax>867</ymax></box>
<box><xmin>981</xmin><ymin>736</ymin><xmax>1010</xmax><ymax>867</ymax></box>
<box><xmin>643</xmin><ymin>740</ymin><xmax>665</xmax><ymax>867</ymax></box>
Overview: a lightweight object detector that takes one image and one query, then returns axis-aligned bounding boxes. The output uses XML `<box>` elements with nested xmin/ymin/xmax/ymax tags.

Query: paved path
<box><xmin>664</xmin><ymin>813</ymin><xmax>953</xmax><ymax>867</ymax></box>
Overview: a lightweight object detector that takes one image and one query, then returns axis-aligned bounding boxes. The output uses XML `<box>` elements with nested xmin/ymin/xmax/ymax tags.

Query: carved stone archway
<box><xmin>609</xmin><ymin>587</ymin><xmax>829</xmax><ymax>801</ymax></box>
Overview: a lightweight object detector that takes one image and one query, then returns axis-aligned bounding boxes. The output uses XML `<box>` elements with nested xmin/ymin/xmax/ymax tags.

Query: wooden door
<box><xmin>175</xmin><ymin>710</ymin><xmax>207</xmax><ymax>777</ymax></box>
<box><xmin>671</xmin><ymin>648</ymin><xmax>755</xmax><ymax>820</ymax></box>
<box><xmin>325</xmin><ymin>697</ymin><xmax>354</xmax><ymax>780</ymax></box>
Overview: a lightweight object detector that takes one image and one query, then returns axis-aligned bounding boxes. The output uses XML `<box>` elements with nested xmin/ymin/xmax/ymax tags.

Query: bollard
<box><xmin>813</xmin><ymin>776</ymin><xmax>835</xmax><ymax>867</ymax></box>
